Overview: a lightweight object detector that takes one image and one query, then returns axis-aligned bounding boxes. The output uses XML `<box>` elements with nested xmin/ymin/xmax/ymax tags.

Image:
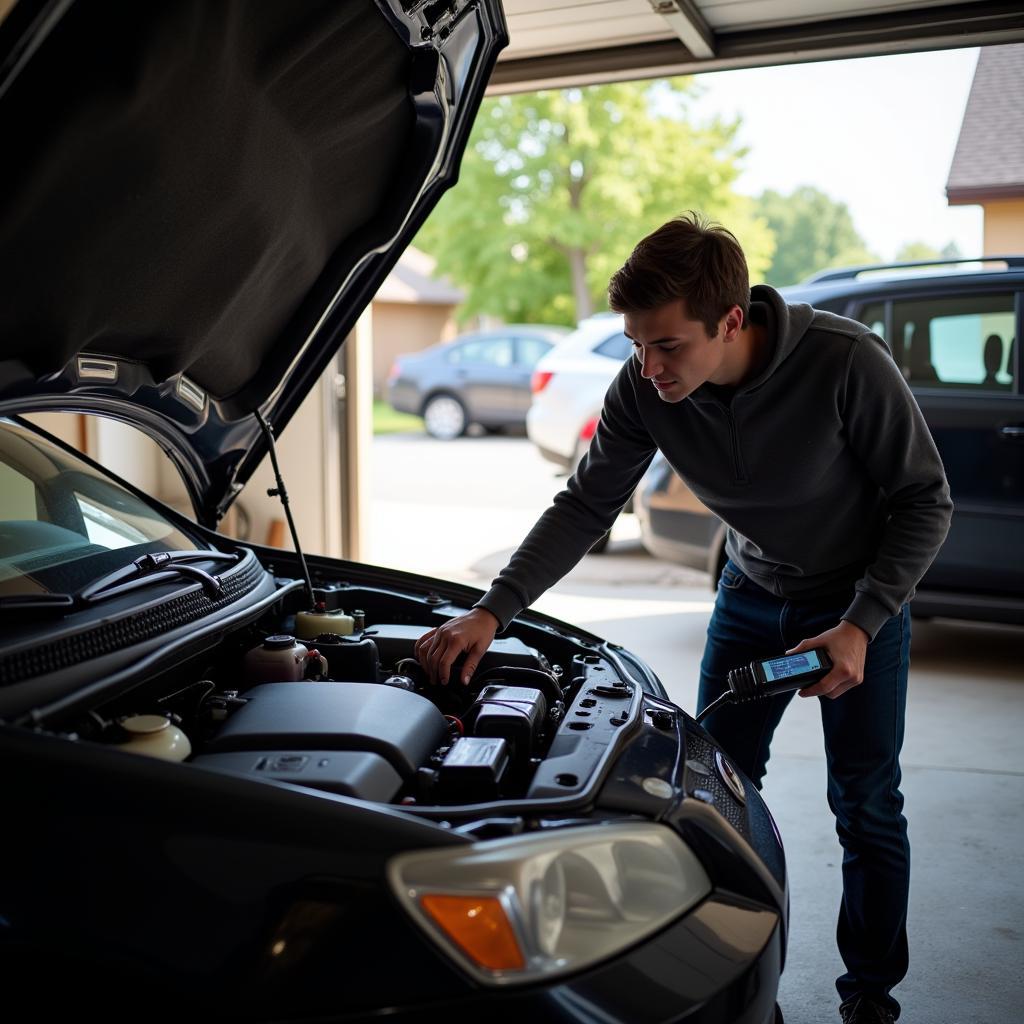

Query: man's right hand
<box><xmin>414</xmin><ymin>607</ymin><xmax>500</xmax><ymax>686</ymax></box>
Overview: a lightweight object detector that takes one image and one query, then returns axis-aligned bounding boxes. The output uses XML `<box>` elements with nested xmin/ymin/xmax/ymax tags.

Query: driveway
<box><xmin>371</xmin><ymin>431</ymin><xmax>1023</xmax><ymax>1024</ymax></box>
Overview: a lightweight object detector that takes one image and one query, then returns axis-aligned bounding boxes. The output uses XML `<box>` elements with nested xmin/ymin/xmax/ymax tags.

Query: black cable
<box><xmin>695</xmin><ymin>691</ymin><xmax>734</xmax><ymax>724</ymax></box>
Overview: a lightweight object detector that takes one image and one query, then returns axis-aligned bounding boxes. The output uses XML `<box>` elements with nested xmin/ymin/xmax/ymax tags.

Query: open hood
<box><xmin>0</xmin><ymin>0</ymin><xmax>506</xmax><ymax>524</ymax></box>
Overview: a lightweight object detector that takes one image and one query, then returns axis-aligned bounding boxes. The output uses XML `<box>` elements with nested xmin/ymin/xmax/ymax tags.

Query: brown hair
<box><xmin>607</xmin><ymin>212</ymin><xmax>749</xmax><ymax>336</ymax></box>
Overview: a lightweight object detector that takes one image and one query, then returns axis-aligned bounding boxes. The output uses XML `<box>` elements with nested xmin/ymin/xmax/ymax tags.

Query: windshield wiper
<box><xmin>78</xmin><ymin>550</ymin><xmax>242</xmax><ymax>604</ymax></box>
<box><xmin>0</xmin><ymin>592</ymin><xmax>76</xmax><ymax>612</ymax></box>
<box><xmin>0</xmin><ymin>550</ymin><xmax>244</xmax><ymax>616</ymax></box>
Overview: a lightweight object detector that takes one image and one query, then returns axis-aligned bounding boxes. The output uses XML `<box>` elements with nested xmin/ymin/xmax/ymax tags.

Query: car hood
<box><xmin>0</xmin><ymin>0</ymin><xmax>505</xmax><ymax>524</ymax></box>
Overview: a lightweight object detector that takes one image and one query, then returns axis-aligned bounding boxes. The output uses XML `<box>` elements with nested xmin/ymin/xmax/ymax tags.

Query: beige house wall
<box><xmin>372</xmin><ymin>301</ymin><xmax>457</xmax><ymax>397</ymax></box>
<box><xmin>982</xmin><ymin>199</ymin><xmax>1024</xmax><ymax>255</ymax></box>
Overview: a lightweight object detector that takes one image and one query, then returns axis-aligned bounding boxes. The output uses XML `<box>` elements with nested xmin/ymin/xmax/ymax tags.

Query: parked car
<box><xmin>387</xmin><ymin>325</ymin><xmax>567</xmax><ymax>439</ymax></box>
<box><xmin>527</xmin><ymin>316</ymin><xmax>638</xmax><ymax>552</ymax></box>
<box><xmin>527</xmin><ymin>314</ymin><xmax>632</xmax><ymax>471</ymax></box>
<box><xmin>0</xmin><ymin>3</ymin><xmax>787</xmax><ymax>1022</ymax></box>
<box><xmin>635</xmin><ymin>257</ymin><xmax>1024</xmax><ymax>626</ymax></box>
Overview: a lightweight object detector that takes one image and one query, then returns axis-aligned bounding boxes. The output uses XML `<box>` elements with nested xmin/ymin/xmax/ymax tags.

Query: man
<box><xmin>415</xmin><ymin>213</ymin><xmax>952</xmax><ymax>1023</ymax></box>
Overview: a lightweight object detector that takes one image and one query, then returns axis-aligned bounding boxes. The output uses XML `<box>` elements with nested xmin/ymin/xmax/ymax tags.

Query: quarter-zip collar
<box><xmin>691</xmin><ymin>285</ymin><xmax>815</xmax><ymax>405</ymax></box>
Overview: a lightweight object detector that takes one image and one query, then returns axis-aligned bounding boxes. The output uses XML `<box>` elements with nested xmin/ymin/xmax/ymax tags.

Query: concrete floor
<box><xmin>371</xmin><ymin>432</ymin><xmax>1024</xmax><ymax>1024</ymax></box>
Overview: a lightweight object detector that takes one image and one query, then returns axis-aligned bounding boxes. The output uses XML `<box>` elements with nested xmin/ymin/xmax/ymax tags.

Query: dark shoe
<box><xmin>839</xmin><ymin>997</ymin><xmax>895</xmax><ymax>1023</ymax></box>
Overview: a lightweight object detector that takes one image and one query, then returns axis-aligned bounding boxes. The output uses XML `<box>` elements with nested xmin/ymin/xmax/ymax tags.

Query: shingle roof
<box><xmin>947</xmin><ymin>44</ymin><xmax>1024</xmax><ymax>203</ymax></box>
<box><xmin>374</xmin><ymin>246</ymin><xmax>464</xmax><ymax>306</ymax></box>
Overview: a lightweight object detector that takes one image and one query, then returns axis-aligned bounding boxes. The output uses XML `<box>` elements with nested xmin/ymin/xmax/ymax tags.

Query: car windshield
<box><xmin>0</xmin><ymin>419</ymin><xmax>202</xmax><ymax>597</ymax></box>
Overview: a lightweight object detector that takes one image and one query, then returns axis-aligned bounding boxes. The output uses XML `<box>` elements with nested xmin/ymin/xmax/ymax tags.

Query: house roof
<box><xmin>374</xmin><ymin>246</ymin><xmax>464</xmax><ymax>306</ymax></box>
<box><xmin>947</xmin><ymin>44</ymin><xmax>1024</xmax><ymax>204</ymax></box>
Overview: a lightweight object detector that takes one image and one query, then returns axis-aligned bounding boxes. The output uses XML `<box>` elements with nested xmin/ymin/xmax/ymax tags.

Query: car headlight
<box><xmin>387</xmin><ymin>822</ymin><xmax>710</xmax><ymax>985</ymax></box>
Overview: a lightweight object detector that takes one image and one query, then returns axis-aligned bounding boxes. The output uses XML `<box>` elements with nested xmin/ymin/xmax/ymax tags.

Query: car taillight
<box><xmin>580</xmin><ymin>416</ymin><xmax>598</xmax><ymax>441</ymax></box>
<box><xmin>387</xmin><ymin>361</ymin><xmax>402</xmax><ymax>383</ymax></box>
<box><xmin>531</xmin><ymin>370</ymin><xmax>553</xmax><ymax>394</ymax></box>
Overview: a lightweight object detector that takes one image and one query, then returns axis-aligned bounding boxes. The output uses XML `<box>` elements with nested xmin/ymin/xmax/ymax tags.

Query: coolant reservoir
<box><xmin>115</xmin><ymin>715</ymin><xmax>191</xmax><ymax>762</ymax></box>
<box><xmin>296</xmin><ymin>607</ymin><xmax>354</xmax><ymax>639</ymax></box>
<box><xmin>243</xmin><ymin>635</ymin><xmax>327</xmax><ymax>684</ymax></box>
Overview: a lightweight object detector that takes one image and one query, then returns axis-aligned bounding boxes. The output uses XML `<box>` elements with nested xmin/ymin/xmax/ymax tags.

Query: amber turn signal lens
<box><xmin>420</xmin><ymin>894</ymin><xmax>525</xmax><ymax>971</ymax></box>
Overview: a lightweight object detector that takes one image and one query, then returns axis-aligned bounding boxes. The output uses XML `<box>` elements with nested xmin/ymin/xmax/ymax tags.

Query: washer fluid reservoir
<box><xmin>296</xmin><ymin>606</ymin><xmax>354</xmax><ymax>639</ymax></box>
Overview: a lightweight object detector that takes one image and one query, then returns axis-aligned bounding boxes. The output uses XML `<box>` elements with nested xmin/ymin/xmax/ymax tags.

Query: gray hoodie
<box><xmin>475</xmin><ymin>285</ymin><xmax>953</xmax><ymax>641</ymax></box>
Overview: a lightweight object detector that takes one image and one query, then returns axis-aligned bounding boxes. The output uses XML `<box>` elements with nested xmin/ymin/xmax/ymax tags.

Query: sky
<box><xmin>683</xmin><ymin>47</ymin><xmax>983</xmax><ymax>262</ymax></box>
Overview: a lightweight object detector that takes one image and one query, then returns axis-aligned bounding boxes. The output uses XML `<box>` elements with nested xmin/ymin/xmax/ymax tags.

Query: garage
<box><xmin>1</xmin><ymin>2</ymin><xmax>1022</xmax><ymax>1022</ymax></box>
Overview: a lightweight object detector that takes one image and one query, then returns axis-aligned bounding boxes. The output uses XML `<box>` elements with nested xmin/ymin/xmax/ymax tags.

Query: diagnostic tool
<box><xmin>696</xmin><ymin>649</ymin><xmax>833</xmax><ymax>722</ymax></box>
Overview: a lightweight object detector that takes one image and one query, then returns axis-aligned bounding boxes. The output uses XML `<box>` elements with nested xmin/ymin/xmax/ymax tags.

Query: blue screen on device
<box><xmin>763</xmin><ymin>650</ymin><xmax>821</xmax><ymax>682</ymax></box>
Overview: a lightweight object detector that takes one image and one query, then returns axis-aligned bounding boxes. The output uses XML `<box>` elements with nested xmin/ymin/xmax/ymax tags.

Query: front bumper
<box><xmin>349</xmin><ymin>895</ymin><xmax>782</xmax><ymax>1022</ymax></box>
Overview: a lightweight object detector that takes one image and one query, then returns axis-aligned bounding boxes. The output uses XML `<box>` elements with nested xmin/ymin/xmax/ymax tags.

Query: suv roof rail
<box><xmin>802</xmin><ymin>255</ymin><xmax>1024</xmax><ymax>285</ymax></box>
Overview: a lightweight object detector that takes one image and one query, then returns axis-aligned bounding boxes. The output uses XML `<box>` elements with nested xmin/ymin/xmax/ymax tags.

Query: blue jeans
<box><xmin>698</xmin><ymin>561</ymin><xmax>911</xmax><ymax>1019</ymax></box>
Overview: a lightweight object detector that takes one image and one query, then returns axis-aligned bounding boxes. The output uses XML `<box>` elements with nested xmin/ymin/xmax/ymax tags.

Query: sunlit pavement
<box><xmin>371</xmin><ymin>431</ymin><xmax>1024</xmax><ymax>1024</ymax></box>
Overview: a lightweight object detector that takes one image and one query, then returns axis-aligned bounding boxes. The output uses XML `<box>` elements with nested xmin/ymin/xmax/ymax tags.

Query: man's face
<box><xmin>623</xmin><ymin>300</ymin><xmax>737</xmax><ymax>402</ymax></box>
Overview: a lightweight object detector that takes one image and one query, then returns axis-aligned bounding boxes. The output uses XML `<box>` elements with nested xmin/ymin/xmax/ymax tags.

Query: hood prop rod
<box><xmin>255</xmin><ymin>410</ymin><xmax>315</xmax><ymax>609</ymax></box>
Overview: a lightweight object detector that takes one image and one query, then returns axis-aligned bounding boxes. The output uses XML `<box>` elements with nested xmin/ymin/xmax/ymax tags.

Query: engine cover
<box><xmin>206</xmin><ymin>682</ymin><xmax>449</xmax><ymax>779</ymax></box>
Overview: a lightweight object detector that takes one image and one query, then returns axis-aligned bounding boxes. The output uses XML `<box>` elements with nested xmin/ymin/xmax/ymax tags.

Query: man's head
<box><xmin>608</xmin><ymin>213</ymin><xmax>752</xmax><ymax>401</ymax></box>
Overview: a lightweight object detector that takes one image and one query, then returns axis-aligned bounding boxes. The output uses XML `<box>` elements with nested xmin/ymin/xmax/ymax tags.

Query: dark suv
<box><xmin>636</xmin><ymin>257</ymin><xmax>1024</xmax><ymax>626</ymax></box>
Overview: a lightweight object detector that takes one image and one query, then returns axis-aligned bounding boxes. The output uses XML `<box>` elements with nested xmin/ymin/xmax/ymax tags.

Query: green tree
<box><xmin>895</xmin><ymin>241</ymin><xmax>941</xmax><ymax>262</ymax></box>
<box><xmin>894</xmin><ymin>240</ymin><xmax>961</xmax><ymax>262</ymax></box>
<box><xmin>755</xmin><ymin>186</ymin><xmax>876</xmax><ymax>287</ymax></box>
<box><xmin>415</xmin><ymin>81</ymin><xmax>773</xmax><ymax>325</ymax></box>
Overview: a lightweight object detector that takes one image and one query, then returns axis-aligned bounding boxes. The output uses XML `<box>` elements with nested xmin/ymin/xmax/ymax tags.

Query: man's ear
<box><xmin>721</xmin><ymin>305</ymin><xmax>744</xmax><ymax>341</ymax></box>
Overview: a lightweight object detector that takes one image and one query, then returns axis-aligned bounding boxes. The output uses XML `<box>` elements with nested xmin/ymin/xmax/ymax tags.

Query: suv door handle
<box><xmin>1000</xmin><ymin>426</ymin><xmax>1024</xmax><ymax>439</ymax></box>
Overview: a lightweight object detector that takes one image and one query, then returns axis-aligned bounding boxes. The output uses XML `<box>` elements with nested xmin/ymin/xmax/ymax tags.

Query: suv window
<box><xmin>858</xmin><ymin>302</ymin><xmax>887</xmax><ymax>343</ymax></box>
<box><xmin>448</xmin><ymin>337</ymin><xmax>513</xmax><ymax>368</ymax></box>
<box><xmin>889</xmin><ymin>294</ymin><xmax>1015</xmax><ymax>390</ymax></box>
<box><xmin>595</xmin><ymin>332</ymin><xmax>631</xmax><ymax>361</ymax></box>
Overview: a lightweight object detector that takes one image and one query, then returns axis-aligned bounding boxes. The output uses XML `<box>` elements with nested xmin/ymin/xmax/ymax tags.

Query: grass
<box><xmin>373</xmin><ymin>399</ymin><xmax>422</xmax><ymax>436</ymax></box>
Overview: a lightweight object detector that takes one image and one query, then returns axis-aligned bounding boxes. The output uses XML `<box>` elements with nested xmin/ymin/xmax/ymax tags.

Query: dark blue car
<box><xmin>0</xmin><ymin>2</ymin><xmax>788</xmax><ymax>1021</ymax></box>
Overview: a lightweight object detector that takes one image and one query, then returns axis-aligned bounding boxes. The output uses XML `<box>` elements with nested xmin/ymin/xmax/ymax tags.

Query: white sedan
<box><xmin>526</xmin><ymin>314</ymin><xmax>631</xmax><ymax>472</ymax></box>
<box><xmin>526</xmin><ymin>315</ymin><xmax>634</xmax><ymax>551</ymax></box>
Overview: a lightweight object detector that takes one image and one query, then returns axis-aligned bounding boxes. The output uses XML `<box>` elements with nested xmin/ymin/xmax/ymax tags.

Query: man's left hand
<box><xmin>787</xmin><ymin>620</ymin><xmax>870</xmax><ymax>700</ymax></box>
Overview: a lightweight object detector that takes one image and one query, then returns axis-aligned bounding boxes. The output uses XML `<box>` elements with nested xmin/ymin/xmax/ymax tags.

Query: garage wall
<box><xmin>22</xmin><ymin>411</ymin><xmax>81</xmax><ymax>450</ymax></box>
<box><xmin>242</xmin><ymin>373</ymin><xmax>339</xmax><ymax>556</ymax></box>
<box><xmin>156</xmin><ymin>376</ymin><xmax>340</xmax><ymax>556</ymax></box>
<box><xmin>23</xmin><ymin>387</ymin><xmax>340</xmax><ymax>558</ymax></box>
<box><xmin>94</xmin><ymin>418</ymin><xmax>160</xmax><ymax>496</ymax></box>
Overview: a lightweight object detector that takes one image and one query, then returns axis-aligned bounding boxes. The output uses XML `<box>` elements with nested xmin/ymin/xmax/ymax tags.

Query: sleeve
<box><xmin>474</xmin><ymin>359</ymin><xmax>658</xmax><ymax>630</ymax></box>
<box><xmin>840</xmin><ymin>332</ymin><xmax>953</xmax><ymax>639</ymax></box>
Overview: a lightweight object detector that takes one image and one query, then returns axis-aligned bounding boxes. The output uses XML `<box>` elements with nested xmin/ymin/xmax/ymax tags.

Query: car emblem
<box><xmin>714</xmin><ymin>751</ymin><xmax>746</xmax><ymax>805</ymax></box>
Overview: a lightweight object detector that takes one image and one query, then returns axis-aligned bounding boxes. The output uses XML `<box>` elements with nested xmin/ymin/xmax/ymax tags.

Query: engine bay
<box><xmin>61</xmin><ymin>566</ymin><xmax>647</xmax><ymax>812</ymax></box>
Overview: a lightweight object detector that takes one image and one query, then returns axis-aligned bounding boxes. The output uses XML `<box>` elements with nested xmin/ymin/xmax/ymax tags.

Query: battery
<box><xmin>436</xmin><ymin>736</ymin><xmax>509</xmax><ymax>802</ymax></box>
<box><xmin>470</xmin><ymin>684</ymin><xmax>547</xmax><ymax>762</ymax></box>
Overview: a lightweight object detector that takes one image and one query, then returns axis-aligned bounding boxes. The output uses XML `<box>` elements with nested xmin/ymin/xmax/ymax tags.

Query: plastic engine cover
<box><xmin>192</xmin><ymin>750</ymin><xmax>403</xmax><ymax>802</ymax></box>
<box><xmin>206</xmin><ymin>682</ymin><xmax>449</xmax><ymax>779</ymax></box>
